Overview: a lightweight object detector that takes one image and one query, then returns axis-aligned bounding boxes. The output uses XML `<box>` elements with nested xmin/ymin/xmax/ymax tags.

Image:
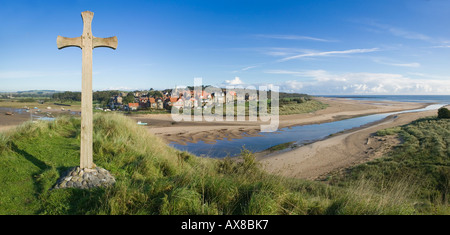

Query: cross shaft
<box><xmin>57</xmin><ymin>11</ymin><xmax>117</xmax><ymax>169</ymax></box>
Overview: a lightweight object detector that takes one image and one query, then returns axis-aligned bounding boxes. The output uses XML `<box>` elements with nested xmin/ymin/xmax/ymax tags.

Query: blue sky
<box><xmin>1</xmin><ymin>0</ymin><xmax>450</xmax><ymax>95</ymax></box>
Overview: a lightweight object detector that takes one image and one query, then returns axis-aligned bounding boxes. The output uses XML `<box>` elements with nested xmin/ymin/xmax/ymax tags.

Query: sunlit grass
<box><xmin>0</xmin><ymin>113</ymin><xmax>448</xmax><ymax>214</ymax></box>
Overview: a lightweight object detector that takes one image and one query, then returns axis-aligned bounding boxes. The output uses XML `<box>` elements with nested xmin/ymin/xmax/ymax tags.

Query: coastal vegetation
<box><xmin>438</xmin><ymin>107</ymin><xmax>450</xmax><ymax>119</ymax></box>
<box><xmin>0</xmin><ymin>113</ymin><xmax>448</xmax><ymax>214</ymax></box>
<box><xmin>338</xmin><ymin>117</ymin><xmax>450</xmax><ymax>211</ymax></box>
<box><xmin>210</xmin><ymin>97</ymin><xmax>327</xmax><ymax>117</ymax></box>
<box><xmin>278</xmin><ymin>99</ymin><xmax>328</xmax><ymax>115</ymax></box>
<box><xmin>265</xmin><ymin>142</ymin><xmax>297</xmax><ymax>153</ymax></box>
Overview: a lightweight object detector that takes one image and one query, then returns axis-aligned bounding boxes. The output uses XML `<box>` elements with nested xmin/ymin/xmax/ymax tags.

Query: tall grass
<box><xmin>278</xmin><ymin>99</ymin><xmax>328</xmax><ymax>115</ymax></box>
<box><xmin>331</xmin><ymin>117</ymin><xmax>450</xmax><ymax>214</ymax></box>
<box><xmin>327</xmin><ymin>174</ymin><xmax>419</xmax><ymax>214</ymax></box>
<box><xmin>0</xmin><ymin>113</ymin><xmax>448</xmax><ymax>214</ymax></box>
<box><xmin>0</xmin><ymin>132</ymin><xmax>10</xmax><ymax>154</ymax></box>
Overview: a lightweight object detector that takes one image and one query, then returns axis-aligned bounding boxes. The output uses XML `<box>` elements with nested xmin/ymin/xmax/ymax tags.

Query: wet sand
<box><xmin>259</xmin><ymin>105</ymin><xmax>448</xmax><ymax>180</ymax></box>
<box><xmin>130</xmin><ymin>97</ymin><xmax>428</xmax><ymax>145</ymax></box>
<box><xmin>1</xmin><ymin>98</ymin><xmax>427</xmax><ymax>139</ymax></box>
<box><xmin>0</xmin><ymin>106</ymin><xmax>79</xmax><ymax>133</ymax></box>
<box><xmin>0</xmin><ymin>97</ymin><xmax>441</xmax><ymax>181</ymax></box>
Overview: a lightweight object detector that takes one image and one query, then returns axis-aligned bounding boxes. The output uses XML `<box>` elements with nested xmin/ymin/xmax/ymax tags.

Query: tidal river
<box><xmin>170</xmin><ymin>97</ymin><xmax>448</xmax><ymax>158</ymax></box>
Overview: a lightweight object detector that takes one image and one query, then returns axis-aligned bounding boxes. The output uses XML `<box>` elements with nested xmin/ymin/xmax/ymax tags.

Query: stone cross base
<box><xmin>53</xmin><ymin>167</ymin><xmax>115</xmax><ymax>190</ymax></box>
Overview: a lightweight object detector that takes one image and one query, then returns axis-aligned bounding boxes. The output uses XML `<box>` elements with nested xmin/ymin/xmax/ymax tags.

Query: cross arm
<box><xmin>93</xmin><ymin>36</ymin><xmax>118</xmax><ymax>49</ymax></box>
<box><xmin>57</xmin><ymin>36</ymin><xmax>82</xmax><ymax>49</ymax></box>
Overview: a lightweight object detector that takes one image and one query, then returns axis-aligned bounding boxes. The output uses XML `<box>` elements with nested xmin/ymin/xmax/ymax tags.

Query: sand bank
<box><xmin>259</xmin><ymin>106</ymin><xmax>448</xmax><ymax>180</ymax></box>
<box><xmin>0</xmin><ymin>97</ymin><xmax>442</xmax><ymax>180</ymax></box>
<box><xmin>130</xmin><ymin>97</ymin><xmax>428</xmax><ymax>145</ymax></box>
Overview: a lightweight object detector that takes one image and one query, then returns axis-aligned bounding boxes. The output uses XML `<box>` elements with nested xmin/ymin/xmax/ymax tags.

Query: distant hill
<box><xmin>0</xmin><ymin>90</ymin><xmax>63</xmax><ymax>98</ymax></box>
<box><xmin>16</xmin><ymin>90</ymin><xmax>61</xmax><ymax>94</ymax></box>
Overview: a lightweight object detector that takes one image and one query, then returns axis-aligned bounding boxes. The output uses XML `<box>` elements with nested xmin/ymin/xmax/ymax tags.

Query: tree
<box><xmin>438</xmin><ymin>107</ymin><xmax>450</xmax><ymax>119</ymax></box>
<box><xmin>149</xmin><ymin>90</ymin><xmax>163</xmax><ymax>98</ymax></box>
<box><xmin>123</xmin><ymin>93</ymin><xmax>136</xmax><ymax>104</ymax></box>
<box><xmin>52</xmin><ymin>91</ymin><xmax>81</xmax><ymax>102</ymax></box>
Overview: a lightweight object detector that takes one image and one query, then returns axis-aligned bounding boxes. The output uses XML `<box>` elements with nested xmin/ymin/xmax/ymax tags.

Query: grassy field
<box><xmin>0</xmin><ymin>99</ymin><xmax>81</xmax><ymax>111</ymax></box>
<box><xmin>0</xmin><ymin>113</ymin><xmax>448</xmax><ymax>214</ymax></box>
<box><xmin>210</xmin><ymin>98</ymin><xmax>328</xmax><ymax>116</ymax></box>
<box><xmin>278</xmin><ymin>99</ymin><xmax>328</xmax><ymax>115</ymax></box>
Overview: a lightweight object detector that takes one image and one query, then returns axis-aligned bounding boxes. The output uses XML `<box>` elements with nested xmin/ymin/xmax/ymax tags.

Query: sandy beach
<box><xmin>259</xmin><ymin>105</ymin><xmax>449</xmax><ymax>180</ymax></box>
<box><xmin>0</xmin><ymin>106</ymin><xmax>80</xmax><ymax>133</ymax></box>
<box><xmin>129</xmin><ymin>97</ymin><xmax>440</xmax><ymax>180</ymax></box>
<box><xmin>130</xmin><ymin>97</ymin><xmax>428</xmax><ymax>145</ymax></box>
<box><xmin>1</xmin><ymin>97</ymin><xmax>426</xmax><ymax>139</ymax></box>
<box><xmin>0</xmin><ymin>97</ymin><xmax>442</xmax><ymax>180</ymax></box>
<box><xmin>0</xmin><ymin>109</ymin><xmax>33</xmax><ymax>133</ymax></box>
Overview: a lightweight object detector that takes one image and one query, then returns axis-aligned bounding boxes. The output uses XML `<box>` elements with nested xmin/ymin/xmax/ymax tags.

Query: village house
<box><xmin>147</xmin><ymin>97</ymin><xmax>164</xmax><ymax>109</ymax></box>
<box><xmin>170</xmin><ymin>87</ymin><xmax>181</xmax><ymax>98</ymax></box>
<box><xmin>212</xmin><ymin>91</ymin><xmax>225</xmax><ymax>104</ymax></box>
<box><xmin>184</xmin><ymin>97</ymin><xmax>199</xmax><ymax>108</ymax></box>
<box><xmin>226</xmin><ymin>90</ymin><xmax>236</xmax><ymax>103</ymax></box>
<box><xmin>172</xmin><ymin>98</ymin><xmax>184</xmax><ymax>109</ymax></box>
<box><xmin>102</xmin><ymin>87</ymin><xmax>260</xmax><ymax>112</ymax></box>
<box><xmin>109</xmin><ymin>95</ymin><xmax>123</xmax><ymax>109</ymax></box>
<box><xmin>164</xmin><ymin>97</ymin><xmax>183</xmax><ymax>109</ymax></box>
<box><xmin>128</xmin><ymin>103</ymin><xmax>139</xmax><ymax>111</ymax></box>
<box><xmin>149</xmin><ymin>98</ymin><xmax>157</xmax><ymax>109</ymax></box>
<box><xmin>245</xmin><ymin>91</ymin><xmax>258</xmax><ymax>101</ymax></box>
<box><xmin>155</xmin><ymin>97</ymin><xmax>164</xmax><ymax>109</ymax></box>
<box><xmin>139</xmin><ymin>96</ymin><xmax>149</xmax><ymax>108</ymax></box>
<box><xmin>196</xmin><ymin>90</ymin><xmax>211</xmax><ymax>106</ymax></box>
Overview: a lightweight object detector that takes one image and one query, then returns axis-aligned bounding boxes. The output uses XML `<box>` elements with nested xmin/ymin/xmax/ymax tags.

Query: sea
<box><xmin>170</xmin><ymin>95</ymin><xmax>450</xmax><ymax>158</ymax></box>
<box><xmin>320</xmin><ymin>95</ymin><xmax>450</xmax><ymax>104</ymax></box>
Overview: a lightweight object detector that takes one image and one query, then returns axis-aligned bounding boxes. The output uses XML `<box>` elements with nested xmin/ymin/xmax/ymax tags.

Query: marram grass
<box><xmin>0</xmin><ymin>113</ymin><xmax>448</xmax><ymax>214</ymax></box>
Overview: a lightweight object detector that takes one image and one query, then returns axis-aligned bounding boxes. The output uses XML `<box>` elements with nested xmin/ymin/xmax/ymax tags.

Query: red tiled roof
<box><xmin>170</xmin><ymin>97</ymin><xmax>179</xmax><ymax>103</ymax></box>
<box><xmin>149</xmin><ymin>98</ymin><xmax>156</xmax><ymax>103</ymax></box>
<box><xmin>128</xmin><ymin>103</ymin><xmax>139</xmax><ymax>107</ymax></box>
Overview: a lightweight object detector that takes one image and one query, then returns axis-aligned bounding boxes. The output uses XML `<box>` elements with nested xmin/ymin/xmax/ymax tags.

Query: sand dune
<box><xmin>259</xmin><ymin>106</ymin><xmax>447</xmax><ymax>180</ymax></box>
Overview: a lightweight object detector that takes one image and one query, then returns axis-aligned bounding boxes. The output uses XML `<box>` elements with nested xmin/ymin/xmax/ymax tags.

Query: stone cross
<box><xmin>57</xmin><ymin>11</ymin><xmax>118</xmax><ymax>169</ymax></box>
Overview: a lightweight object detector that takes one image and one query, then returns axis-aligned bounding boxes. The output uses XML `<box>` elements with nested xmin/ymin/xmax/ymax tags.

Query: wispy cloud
<box><xmin>254</xmin><ymin>34</ymin><xmax>334</xmax><ymax>42</ymax></box>
<box><xmin>408</xmin><ymin>72</ymin><xmax>450</xmax><ymax>80</ymax></box>
<box><xmin>370</xmin><ymin>22</ymin><xmax>432</xmax><ymax>41</ymax></box>
<box><xmin>278</xmin><ymin>48</ymin><xmax>379</xmax><ymax>62</ymax></box>
<box><xmin>241</xmin><ymin>65</ymin><xmax>258</xmax><ymax>71</ymax></box>
<box><xmin>231</xmin><ymin>65</ymin><xmax>259</xmax><ymax>73</ymax></box>
<box><xmin>258</xmin><ymin>47</ymin><xmax>308</xmax><ymax>57</ymax></box>
<box><xmin>264</xmin><ymin>69</ymin><xmax>450</xmax><ymax>94</ymax></box>
<box><xmin>363</xmin><ymin>21</ymin><xmax>450</xmax><ymax>45</ymax></box>
<box><xmin>430</xmin><ymin>45</ymin><xmax>450</xmax><ymax>48</ymax></box>
<box><xmin>373</xmin><ymin>59</ymin><xmax>421</xmax><ymax>68</ymax></box>
<box><xmin>389</xmin><ymin>62</ymin><xmax>421</xmax><ymax>68</ymax></box>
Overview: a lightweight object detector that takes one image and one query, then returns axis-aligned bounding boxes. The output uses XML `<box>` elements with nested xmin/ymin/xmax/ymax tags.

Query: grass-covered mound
<box><xmin>278</xmin><ymin>99</ymin><xmax>328</xmax><ymax>115</ymax></box>
<box><xmin>0</xmin><ymin>113</ymin><xmax>448</xmax><ymax>214</ymax></box>
<box><xmin>331</xmin><ymin>117</ymin><xmax>450</xmax><ymax>214</ymax></box>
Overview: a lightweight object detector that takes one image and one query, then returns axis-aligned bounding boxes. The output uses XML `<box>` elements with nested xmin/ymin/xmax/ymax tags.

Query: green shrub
<box><xmin>438</xmin><ymin>107</ymin><xmax>450</xmax><ymax>119</ymax></box>
<box><xmin>376</xmin><ymin>126</ymin><xmax>402</xmax><ymax>136</ymax></box>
